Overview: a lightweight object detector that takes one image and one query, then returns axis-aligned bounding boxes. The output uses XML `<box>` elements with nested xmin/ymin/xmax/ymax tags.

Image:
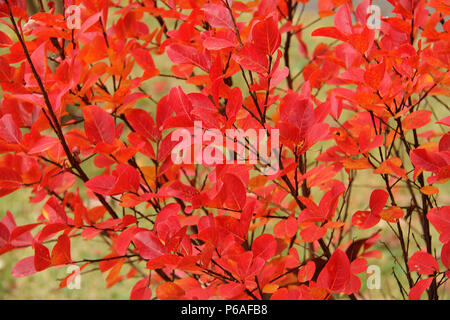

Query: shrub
<box><xmin>0</xmin><ymin>0</ymin><xmax>448</xmax><ymax>300</ymax></box>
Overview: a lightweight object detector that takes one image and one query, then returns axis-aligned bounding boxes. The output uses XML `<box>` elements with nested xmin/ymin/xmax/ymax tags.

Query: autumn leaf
<box><xmin>50</xmin><ymin>234</ymin><xmax>72</xmax><ymax>266</ymax></box>
<box><xmin>130</xmin><ymin>277</ymin><xmax>152</xmax><ymax>300</ymax></box>
<box><xmin>317</xmin><ymin>250</ymin><xmax>351</xmax><ymax>293</ymax></box>
<box><xmin>402</xmin><ymin>110</ymin><xmax>432</xmax><ymax>130</ymax></box>
<box><xmin>133</xmin><ymin>230</ymin><xmax>168</xmax><ymax>260</ymax></box>
<box><xmin>251</xmin><ymin>16</ymin><xmax>281</xmax><ymax>55</ymax></box>
<box><xmin>83</xmin><ymin>105</ymin><xmax>116</xmax><ymax>145</ymax></box>
<box><xmin>408</xmin><ymin>251</ymin><xmax>439</xmax><ymax>275</ymax></box>
<box><xmin>202</xmin><ymin>4</ymin><xmax>234</xmax><ymax>31</ymax></box>
<box><xmin>252</xmin><ymin>233</ymin><xmax>277</xmax><ymax>260</ymax></box>
<box><xmin>156</xmin><ymin>282</ymin><xmax>184</xmax><ymax>300</ymax></box>
<box><xmin>409</xmin><ymin>277</ymin><xmax>433</xmax><ymax>300</ymax></box>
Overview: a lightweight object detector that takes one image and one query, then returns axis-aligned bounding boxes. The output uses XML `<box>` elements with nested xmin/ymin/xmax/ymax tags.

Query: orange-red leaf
<box><xmin>51</xmin><ymin>234</ymin><xmax>72</xmax><ymax>265</ymax></box>
<box><xmin>83</xmin><ymin>105</ymin><xmax>115</xmax><ymax>145</ymax></box>
<box><xmin>408</xmin><ymin>251</ymin><xmax>439</xmax><ymax>275</ymax></box>
<box><xmin>409</xmin><ymin>277</ymin><xmax>433</xmax><ymax>300</ymax></box>
<box><xmin>317</xmin><ymin>249</ymin><xmax>351</xmax><ymax>293</ymax></box>
<box><xmin>156</xmin><ymin>282</ymin><xmax>184</xmax><ymax>300</ymax></box>
<box><xmin>402</xmin><ymin>110</ymin><xmax>432</xmax><ymax>130</ymax></box>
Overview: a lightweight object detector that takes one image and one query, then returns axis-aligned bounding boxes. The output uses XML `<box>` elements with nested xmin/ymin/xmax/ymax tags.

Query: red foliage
<box><xmin>0</xmin><ymin>0</ymin><xmax>449</xmax><ymax>300</ymax></box>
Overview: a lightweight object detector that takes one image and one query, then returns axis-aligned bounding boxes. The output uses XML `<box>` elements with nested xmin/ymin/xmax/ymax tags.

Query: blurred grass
<box><xmin>0</xmin><ymin>6</ymin><xmax>449</xmax><ymax>300</ymax></box>
<box><xmin>0</xmin><ymin>190</ymin><xmax>137</xmax><ymax>299</ymax></box>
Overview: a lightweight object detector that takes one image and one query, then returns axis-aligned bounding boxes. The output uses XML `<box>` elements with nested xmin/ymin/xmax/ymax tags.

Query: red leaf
<box><xmin>85</xmin><ymin>175</ymin><xmax>117</xmax><ymax>196</ymax></box>
<box><xmin>428</xmin><ymin>206</ymin><xmax>450</xmax><ymax>243</ymax></box>
<box><xmin>233</xmin><ymin>44</ymin><xmax>268</xmax><ymax>74</ymax></box>
<box><xmin>226</xmin><ymin>87</ymin><xmax>243</xmax><ymax>121</ymax></box>
<box><xmin>12</xmin><ymin>256</ymin><xmax>36</xmax><ymax>278</ymax></box>
<box><xmin>319</xmin><ymin>182</ymin><xmax>346</xmax><ymax>220</ymax></box>
<box><xmin>99</xmin><ymin>253</ymin><xmax>123</xmax><ymax>272</ymax></box>
<box><xmin>156</xmin><ymin>282</ymin><xmax>184</xmax><ymax>300</ymax></box>
<box><xmin>38</xmin><ymin>223</ymin><xmax>68</xmax><ymax>242</ymax></box>
<box><xmin>83</xmin><ymin>105</ymin><xmax>115</xmax><ymax>145</ymax></box>
<box><xmin>356</xmin><ymin>0</ymin><xmax>371</xmax><ymax>26</ymax></box>
<box><xmin>155</xmin><ymin>203</ymin><xmax>182</xmax><ymax>242</ymax></box>
<box><xmin>344</xmin><ymin>274</ymin><xmax>362</xmax><ymax>295</ymax></box>
<box><xmin>0</xmin><ymin>114</ymin><xmax>22</xmax><ymax>144</ymax></box>
<box><xmin>110</xmin><ymin>164</ymin><xmax>140</xmax><ymax>195</ymax></box>
<box><xmin>202</xmin><ymin>4</ymin><xmax>234</xmax><ymax>31</ymax></box>
<box><xmin>274</xmin><ymin>216</ymin><xmax>298</xmax><ymax>239</ymax></box>
<box><xmin>334</xmin><ymin>3</ymin><xmax>353</xmax><ymax>35</ymax></box>
<box><xmin>408</xmin><ymin>251</ymin><xmax>439</xmax><ymax>275</ymax></box>
<box><xmin>352</xmin><ymin>210</ymin><xmax>380</xmax><ymax>229</ymax></box>
<box><xmin>279</xmin><ymin>93</ymin><xmax>315</xmax><ymax>142</ymax></box>
<box><xmin>352</xmin><ymin>189</ymin><xmax>388</xmax><ymax>229</ymax></box>
<box><xmin>300</xmin><ymin>223</ymin><xmax>327</xmax><ymax>242</ymax></box>
<box><xmin>51</xmin><ymin>234</ymin><xmax>72</xmax><ymax>265</ymax></box>
<box><xmin>27</xmin><ymin>136</ymin><xmax>59</xmax><ymax>154</ymax></box>
<box><xmin>409</xmin><ymin>277</ymin><xmax>433</xmax><ymax>300</ymax></box>
<box><xmin>437</xmin><ymin>116</ymin><xmax>450</xmax><ymax>127</ymax></box>
<box><xmin>130</xmin><ymin>48</ymin><xmax>158</xmax><ymax>78</ymax></box>
<box><xmin>0</xmin><ymin>56</ymin><xmax>13</xmax><ymax>82</ymax></box>
<box><xmin>115</xmin><ymin>226</ymin><xmax>139</xmax><ymax>256</ymax></box>
<box><xmin>298</xmin><ymin>261</ymin><xmax>316</xmax><ymax>282</ymax></box>
<box><xmin>10</xmin><ymin>223</ymin><xmax>39</xmax><ymax>247</ymax></box>
<box><xmin>128</xmin><ymin>132</ymin><xmax>155</xmax><ymax>159</ymax></box>
<box><xmin>251</xmin><ymin>16</ymin><xmax>281</xmax><ymax>55</ymax></box>
<box><xmin>223</xmin><ymin>173</ymin><xmax>247</xmax><ymax>211</ymax></box>
<box><xmin>0</xmin><ymin>30</ymin><xmax>13</xmax><ymax>47</ymax></box>
<box><xmin>130</xmin><ymin>277</ymin><xmax>152</xmax><ymax>300</ymax></box>
<box><xmin>402</xmin><ymin>110</ymin><xmax>432</xmax><ymax>130</ymax></box>
<box><xmin>203</xmin><ymin>37</ymin><xmax>237</xmax><ymax>50</ymax></box>
<box><xmin>160</xmin><ymin>180</ymin><xmax>200</xmax><ymax>203</ymax></box>
<box><xmin>166</xmin><ymin>43</ymin><xmax>210</xmax><ymax>71</ymax></box>
<box><xmin>0</xmin><ymin>222</ymin><xmax>9</xmax><ymax>248</ymax></box>
<box><xmin>168</xmin><ymin>86</ymin><xmax>193</xmax><ymax>118</ymax></box>
<box><xmin>125</xmin><ymin>109</ymin><xmax>159</xmax><ymax>141</ymax></box>
<box><xmin>440</xmin><ymin>133</ymin><xmax>450</xmax><ymax>153</ymax></box>
<box><xmin>380</xmin><ymin>206</ymin><xmax>404</xmax><ymax>223</ymax></box>
<box><xmin>0</xmin><ymin>167</ymin><xmax>22</xmax><ymax>189</ymax></box>
<box><xmin>85</xmin><ymin>164</ymin><xmax>140</xmax><ymax>196</ymax></box>
<box><xmin>30</xmin><ymin>43</ymin><xmax>47</xmax><ymax>83</ymax></box>
<box><xmin>312</xmin><ymin>27</ymin><xmax>347</xmax><ymax>41</ymax></box>
<box><xmin>369</xmin><ymin>189</ymin><xmax>389</xmax><ymax>214</ymax></box>
<box><xmin>364</xmin><ymin>62</ymin><xmax>386</xmax><ymax>89</ymax></box>
<box><xmin>410</xmin><ymin>148</ymin><xmax>447</xmax><ymax>174</ymax></box>
<box><xmin>317</xmin><ymin>249</ymin><xmax>351</xmax><ymax>293</ymax></box>
<box><xmin>133</xmin><ymin>230</ymin><xmax>168</xmax><ymax>260</ymax></box>
<box><xmin>34</xmin><ymin>242</ymin><xmax>52</xmax><ymax>271</ymax></box>
<box><xmin>74</xmin><ymin>12</ymin><xmax>102</xmax><ymax>40</ymax></box>
<box><xmin>43</xmin><ymin>196</ymin><xmax>68</xmax><ymax>225</ymax></box>
<box><xmin>441</xmin><ymin>242</ymin><xmax>450</xmax><ymax>268</ymax></box>
<box><xmin>350</xmin><ymin>258</ymin><xmax>368</xmax><ymax>274</ymax></box>
<box><xmin>252</xmin><ymin>234</ymin><xmax>276</xmax><ymax>260</ymax></box>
